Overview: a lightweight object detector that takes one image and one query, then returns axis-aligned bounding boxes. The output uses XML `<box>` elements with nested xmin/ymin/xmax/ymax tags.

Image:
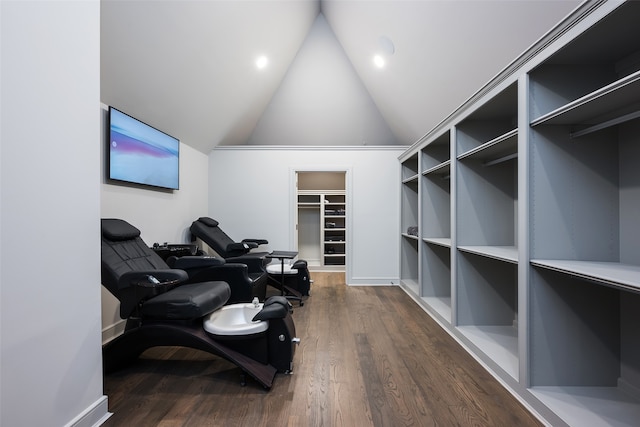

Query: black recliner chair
<box><xmin>190</xmin><ymin>217</ymin><xmax>312</xmax><ymax>304</ymax></box>
<box><xmin>190</xmin><ymin>217</ymin><xmax>269</xmax><ymax>274</ymax></box>
<box><xmin>166</xmin><ymin>254</ymin><xmax>266</xmax><ymax>304</ymax></box>
<box><xmin>101</xmin><ymin>218</ymin><xmax>298</xmax><ymax>388</ymax></box>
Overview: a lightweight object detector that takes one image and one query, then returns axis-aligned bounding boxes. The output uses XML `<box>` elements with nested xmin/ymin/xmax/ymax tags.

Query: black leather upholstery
<box><xmin>166</xmin><ymin>255</ymin><xmax>267</xmax><ymax>304</ymax></box>
<box><xmin>191</xmin><ymin>216</ymin><xmax>311</xmax><ymax>304</ymax></box>
<box><xmin>189</xmin><ymin>217</ymin><xmax>270</xmax><ymax>297</ymax></box>
<box><xmin>190</xmin><ymin>217</ymin><xmax>268</xmax><ymax>259</ymax></box>
<box><xmin>141</xmin><ymin>281</ymin><xmax>230</xmax><ymax>320</ymax></box>
<box><xmin>101</xmin><ymin>218</ymin><xmax>230</xmax><ymax>319</ymax></box>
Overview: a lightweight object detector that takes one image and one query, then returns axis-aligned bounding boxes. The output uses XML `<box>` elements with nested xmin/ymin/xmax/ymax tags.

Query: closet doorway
<box><xmin>294</xmin><ymin>170</ymin><xmax>348</xmax><ymax>271</ymax></box>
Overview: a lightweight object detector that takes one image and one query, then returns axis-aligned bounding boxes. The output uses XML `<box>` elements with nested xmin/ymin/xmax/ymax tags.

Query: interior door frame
<box><xmin>290</xmin><ymin>166</ymin><xmax>352</xmax><ymax>278</ymax></box>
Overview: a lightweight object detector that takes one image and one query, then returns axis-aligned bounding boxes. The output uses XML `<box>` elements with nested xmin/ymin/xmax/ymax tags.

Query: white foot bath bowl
<box><xmin>203</xmin><ymin>301</ymin><xmax>268</xmax><ymax>336</ymax></box>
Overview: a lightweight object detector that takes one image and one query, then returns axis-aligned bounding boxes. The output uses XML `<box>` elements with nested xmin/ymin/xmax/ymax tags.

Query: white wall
<box><xmin>1</xmin><ymin>1</ymin><xmax>108</xmax><ymax>426</ymax></box>
<box><xmin>246</xmin><ymin>14</ymin><xmax>398</xmax><ymax>146</ymax></box>
<box><xmin>208</xmin><ymin>146</ymin><xmax>406</xmax><ymax>285</ymax></box>
<box><xmin>99</xmin><ymin>106</ymin><xmax>210</xmax><ymax>341</ymax></box>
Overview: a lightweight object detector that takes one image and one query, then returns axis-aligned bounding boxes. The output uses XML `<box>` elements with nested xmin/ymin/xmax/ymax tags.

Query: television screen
<box><xmin>108</xmin><ymin>107</ymin><xmax>180</xmax><ymax>190</ymax></box>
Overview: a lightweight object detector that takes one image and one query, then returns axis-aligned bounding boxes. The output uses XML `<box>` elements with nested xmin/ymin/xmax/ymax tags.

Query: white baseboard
<box><xmin>64</xmin><ymin>396</ymin><xmax>111</xmax><ymax>427</ymax></box>
<box><xmin>347</xmin><ymin>276</ymin><xmax>400</xmax><ymax>286</ymax></box>
<box><xmin>102</xmin><ymin>319</ymin><xmax>126</xmax><ymax>345</ymax></box>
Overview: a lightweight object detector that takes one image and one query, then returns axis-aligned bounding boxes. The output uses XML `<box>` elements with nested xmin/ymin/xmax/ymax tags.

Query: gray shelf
<box><xmin>530</xmin><ymin>386</ymin><xmax>640</xmax><ymax>427</ymax></box>
<box><xmin>531</xmin><ymin>260</ymin><xmax>640</xmax><ymax>293</ymax></box>
<box><xmin>402</xmin><ymin>174</ymin><xmax>418</xmax><ymax>184</ymax></box>
<box><xmin>421</xmin><ymin>296</ymin><xmax>452</xmax><ymax>324</ymax></box>
<box><xmin>457</xmin><ymin>325</ymin><xmax>519</xmax><ymax>381</ymax></box>
<box><xmin>458</xmin><ymin>245</ymin><xmax>518</xmax><ymax>264</ymax></box>
<box><xmin>422</xmin><ymin>237</ymin><xmax>451</xmax><ymax>248</ymax></box>
<box><xmin>422</xmin><ymin>160</ymin><xmax>450</xmax><ymax>177</ymax></box>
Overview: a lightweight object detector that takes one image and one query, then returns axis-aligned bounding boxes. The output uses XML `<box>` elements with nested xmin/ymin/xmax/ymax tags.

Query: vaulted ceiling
<box><xmin>101</xmin><ymin>0</ymin><xmax>581</xmax><ymax>153</ymax></box>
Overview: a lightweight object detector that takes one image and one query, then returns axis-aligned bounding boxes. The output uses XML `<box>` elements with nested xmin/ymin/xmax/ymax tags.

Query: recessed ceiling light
<box><xmin>373</xmin><ymin>55</ymin><xmax>385</xmax><ymax>68</ymax></box>
<box><xmin>256</xmin><ymin>55</ymin><xmax>268</xmax><ymax>69</ymax></box>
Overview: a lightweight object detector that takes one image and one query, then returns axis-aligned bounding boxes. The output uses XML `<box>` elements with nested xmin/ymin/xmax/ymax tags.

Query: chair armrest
<box><xmin>252</xmin><ymin>296</ymin><xmax>292</xmax><ymax>320</ymax></box>
<box><xmin>189</xmin><ymin>263</ymin><xmax>256</xmax><ymax>303</ymax></box>
<box><xmin>242</xmin><ymin>238</ymin><xmax>268</xmax><ymax>246</ymax></box>
<box><xmin>226</xmin><ymin>254</ymin><xmax>267</xmax><ymax>273</ymax></box>
<box><xmin>118</xmin><ymin>269</ymin><xmax>188</xmax><ymax>290</ymax></box>
<box><xmin>225</xmin><ymin>242</ymin><xmax>251</xmax><ymax>256</ymax></box>
<box><xmin>190</xmin><ymin>263</ymin><xmax>250</xmax><ymax>282</ymax></box>
<box><xmin>170</xmin><ymin>256</ymin><xmax>225</xmax><ymax>270</ymax></box>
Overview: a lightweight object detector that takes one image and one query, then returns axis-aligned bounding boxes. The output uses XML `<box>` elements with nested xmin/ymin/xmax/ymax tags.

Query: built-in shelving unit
<box><xmin>400</xmin><ymin>153</ymin><xmax>419</xmax><ymax>295</ymax></box>
<box><xmin>526</xmin><ymin>3</ymin><xmax>640</xmax><ymax>423</ymax></box>
<box><xmin>298</xmin><ymin>191</ymin><xmax>347</xmax><ymax>269</ymax></box>
<box><xmin>398</xmin><ymin>2</ymin><xmax>640</xmax><ymax>426</ymax></box>
<box><xmin>323</xmin><ymin>193</ymin><xmax>346</xmax><ymax>266</ymax></box>
<box><xmin>420</xmin><ymin>130</ymin><xmax>452</xmax><ymax>323</ymax></box>
<box><xmin>455</xmin><ymin>82</ymin><xmax>521</xmax><ymax>381</ymax></box>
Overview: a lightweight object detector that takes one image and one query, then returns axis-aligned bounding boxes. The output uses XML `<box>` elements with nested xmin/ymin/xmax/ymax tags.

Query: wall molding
<box><xmin>64</xmin><ymin>396</ymin><xmax>111</xmax><ymax>427</ymax></box>
<box><xmin>348</xmin><ymin>276</ymin><xmax>400</xmax><ymax>286</ymax></box>
<box><xmin>102</xmin><ymin>320</ymin><xmax>126</xmax><ymax>345</ymax></box>
<box><xmin>214</xmin><ymin>145</ymin><xmax>409</xmax><ymax>152</ymax></box>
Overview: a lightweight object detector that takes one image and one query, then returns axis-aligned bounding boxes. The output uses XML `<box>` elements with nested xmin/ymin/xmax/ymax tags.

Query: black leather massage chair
<box><xmin>189</xmin><ymin>216</ymin><xmax>270</xmax><ymax>274</ymax></box>
<box><xmin>190</xmin><ymin>217</ymin><xmax>312</xmax><ymax>301</ymax></box>
<box><xmin>101</xmin><ymin>218</ymin><xmax>298</xmax><ymax>389</ymax></box>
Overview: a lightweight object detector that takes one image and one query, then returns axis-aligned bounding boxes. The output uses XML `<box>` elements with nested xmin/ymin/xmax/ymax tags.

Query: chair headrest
<box><xmin>102</xmin><ymin>218</ymin><xmax>141</xmax><ymax>241</ymax></box>
<box><xmin>197</xmin><ymin>217</ymin><xmax>219</xmax><ymax>227</ymax></box>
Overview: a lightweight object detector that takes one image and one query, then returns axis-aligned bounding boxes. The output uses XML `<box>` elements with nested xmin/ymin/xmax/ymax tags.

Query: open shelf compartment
<box><xmin>401</xmin><ymin>176</ymin><xmax>419</xmax><ymax>238</ymax></box>
<box><xmin>421</xmin><ymin>240</ymin><xmax>451</xmax><ymax>324</ymax></box>
<box><xmin>456</xmin><ymin>142</ymin><xmax>518</xmax><ymax>255</ymax></box>
<box><xmin>529</xmin><ymin>267</ymin><xmax>640</xmax><ymax>427</ymax></box>
<box><xmin>456</xmin><ymin>82</ymin><xmax>518</xmax><ymax>159</ymax></box>
<box><xmin>456</xmin><ymin>251</ymin><xmax>519</xmax><ymax>380</ymax></box>
<box><xmin>400</xmin><ymin>236</ymin><xmax>419</xmax><ymax>296</ymax></box>
<box><xmin>529</xmin><ymin>1</ymin><xmax>640</xmax><ymax>127</ymax></box>
<box><xmin>530</xmin><ymin>117</ymin><xmax>640</xmax><ymax>268</ymax></box>
<box><xmin>421</xmin><ymin>130</ymin><xmax>451</xmax><ymax>174</ymax></box>
<box><xmin>401</xmin><ymin>152</ymin><xmax>419</xmax><ymax>182</ymax></box>
<box><xmin>455</xmin><ymin>81</ymin><xmax>518</xmax><ymax>258</ymax></box>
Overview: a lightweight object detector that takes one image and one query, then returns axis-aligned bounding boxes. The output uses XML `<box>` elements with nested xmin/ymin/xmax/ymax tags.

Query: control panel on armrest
<box><xmin>118</xmin><ymin>269</ymin><xmax>188</xmax><ymax>290</ymax></box>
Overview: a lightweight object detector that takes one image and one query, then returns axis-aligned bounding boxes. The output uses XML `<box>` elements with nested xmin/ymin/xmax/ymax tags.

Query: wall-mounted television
<box><xmin>108</xmin><ymin>107</ymin><xmax>180</xmax><ymax>190</ymax></box>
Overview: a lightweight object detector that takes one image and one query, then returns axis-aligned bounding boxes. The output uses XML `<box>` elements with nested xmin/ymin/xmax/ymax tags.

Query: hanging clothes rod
<box><xmin>570</xmin><ymin>109</ymin><xmax>640</xmax><ymax>139</ymax></box>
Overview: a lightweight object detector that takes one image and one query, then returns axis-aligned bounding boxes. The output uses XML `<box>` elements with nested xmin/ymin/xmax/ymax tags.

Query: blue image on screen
<box><xmin>109</xmin><ymin>108</ymin><xmax>179</xmax><ymax>190</ymax></box>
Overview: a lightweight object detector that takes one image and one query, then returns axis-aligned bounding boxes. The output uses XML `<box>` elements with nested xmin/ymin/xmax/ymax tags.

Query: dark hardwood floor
<box><xmin>103</xmin><ymin>272</ymin><xmax>542</xmax><ymax>426</ymax></box>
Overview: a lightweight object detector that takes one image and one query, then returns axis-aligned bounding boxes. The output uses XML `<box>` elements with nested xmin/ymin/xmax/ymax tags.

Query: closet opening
<box><xmin>294</xmin><ymin>171</ymin><xmax>347</xmax><ymax>271</ymax></box>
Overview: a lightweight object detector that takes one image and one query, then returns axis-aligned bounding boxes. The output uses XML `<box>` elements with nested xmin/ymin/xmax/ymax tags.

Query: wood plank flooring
<box><xmin>103</xmin><ymin>272</ymin><xmax>542</xmax><ymax>426</ymax></box>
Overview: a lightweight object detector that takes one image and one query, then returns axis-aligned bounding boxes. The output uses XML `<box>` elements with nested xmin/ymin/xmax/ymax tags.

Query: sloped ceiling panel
<box><xmin>101</xmin><ymin>0</ymin><xmax>581</xmax><ymax>152</ymax></box>
<box><xmin>321</xmin><ymin>0</ymin><xmax>581</xmax><ymax>145</ymax></box>
<box><xmin>101</xmin><ymin>0</ymin><xmax>320</xmax><ymax>153</ymax></box>
<box><xmin>246</xmin><ymin>14</ymin><xmax>398</xmax><ymax>146</ymax></box>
